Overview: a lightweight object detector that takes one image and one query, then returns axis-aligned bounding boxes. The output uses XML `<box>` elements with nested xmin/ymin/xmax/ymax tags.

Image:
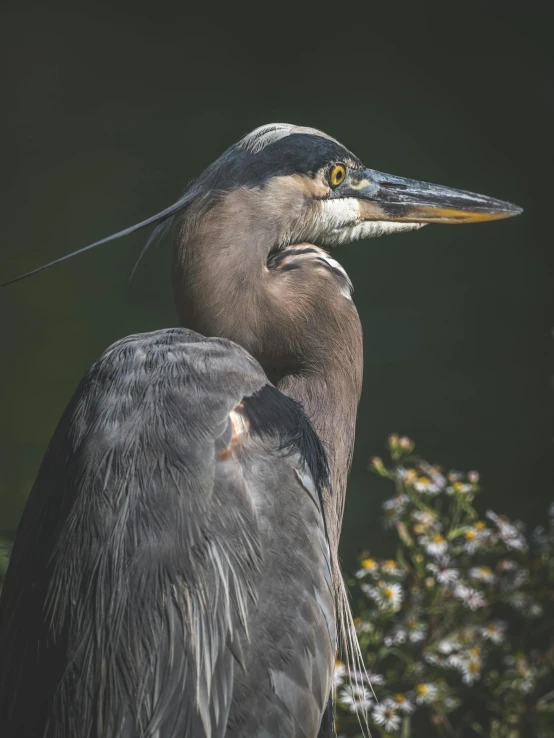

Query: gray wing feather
<box><xmin>0</xmin><ymin>328</ymin><xmax>335</xmax><ymax>738</ymax></box>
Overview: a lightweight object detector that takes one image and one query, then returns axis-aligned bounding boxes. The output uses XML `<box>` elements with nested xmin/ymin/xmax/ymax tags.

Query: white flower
<box><xmin>355</xmin><ymin>557</ymin><xmax>379</xmax><ymax>579</ymax></box>
<box><xmin>384</xmin><ymin>626</ymin><xmax>407</xmax><ymax>646</ymax></box>
<box><xmin>334</xmin><ymin>661</ymin><xmax>347</xmax><ymax>688</ymax></box>
<box><xmin>508</xmin><ymin>592</ymin><xmax>529</xmax><ymax>611</ymax></box>
<box><xmin>421</xmin><ymin>532</ymin><xmax>448</xmax><ymax>557</ymax></box>
<box><xmin>461</xmin><ymin>659</ymin><xmax>481</xmax><ymax>685</ymax></box>
<box><xmin>448</xmin><ymin>470</ymin><xmax>463</xmax><ymax>482</ymax></box>
<box><xmin>463</xmin><ymin>525</ymin><xmax>491</xmax><ymax>553</ymax></box>
<box><xmin>486</xmin><ymin>510</ymin><xmax>528</xmax><ymax>552</ymax></box>
<box><xmin>397</xmin><ymin>466</ymin><xmax>418</xmax><ymax>483</ymax></box>
<box><xmin>444</xmin><ymin>695</ymin><xmax>461</xmax><ymax>712</ymax></box>
<box><xmin>446</xmin><ymin>481</ymin><xmax>473</xmax><ymax>495</ymax></box>
<box><xmin>427</xmin><ymin>559</ymin><xmax>459</xmax><ymax>585</ymax></box>
<box><xmin>372</xmin><ymin>702</ymin><xmax>401</xmax><ymax>732</ymax></box>
<box><xmin>390</xmin><ymin>693</ymin><xmax>414</xmax><ymax>714</ymax></box>
<box><xmin>339</xmin><ymin>684</ymin><xmax>373</xmax><ymax>713</ymax></box>
<box><xmin>411</xmin><ymin>509</ymin><xmax>439</xmax><ymax>530</ymax></box>
<box><xmin>453</xmin><ymin>584</ymin><xmax>487</xmax><ymax>610</ymax></box>
<box><xmin>354</xmin><ymin>618</ymin><xmax>373</xmax><ymax>634</ymax></box>
<box><xmin>437</xmin><ymin>637</ymin><xmax>460</xmax><ymax>655</ymax></box>
<box><xmin>497</xmin><ymin>558</ymin><xmax>518</xmax><ymax>572</ymax></box>
<box><xmin>414</xmin><ymin>475</ymin><xmax>442</xmax><ymax>494</ymax></box>
<box><xmin>414</xmin><ymin>682</ymin><xmax>439</xmax><ymax>704</ymax></box>
<box><xmin>380</xmin><ymin>559</ymin><xmax>404</xmax><ymax>577</ymax></box>
<box><xmin>362</xmin><ymin>581</ymin><xmax>403</xmax><ymax>611</ymax></box>
<box><xmin>481</xmin><ymin>620</ymin><xmax>507</xmax><ymax>645</ymax></box>
<box><xmin>383</xmin><ymin>494</ymin><xmax>409</xmax><ymax>512</ymax></box>
<box><xmin>469</xmin><ymin>566</ymin><xmax>496</xmax><ymax>584</ymax></box>
<box><xmin>424</xmin><ymin>651</ymin><xmax>451</xmax><ymax>668</ymax></box>
<box><xmin>408</xmin><ymin>622</ymin><xmax>427</xmax><ymax>643</ymax></box>
<box><xmin>349</xmin><ymin>669</ymin><xmax>384</xmax><ymax>686</ymax></box>
<box><xmin>514</xmin><ymin>676</ymin><xmax>536</xmax><ymax>694</ymax></box>
<box><xmin>420</xmin><ymin>462</ymin><xmax>447</xmax><ymax>488</ymax></box>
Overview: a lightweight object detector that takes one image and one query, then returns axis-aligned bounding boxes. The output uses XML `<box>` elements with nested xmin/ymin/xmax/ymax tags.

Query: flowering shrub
<box><xmin>336</xmin><ymin>435</ymin><xmax>554</xmax><ymax>738</ymax></box>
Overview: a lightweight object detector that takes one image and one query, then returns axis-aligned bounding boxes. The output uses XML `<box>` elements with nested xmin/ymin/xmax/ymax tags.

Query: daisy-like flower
<box><xmin>486</xmin><ymin>510</ymin><xmax>528</xmax><ymax>552</ymax></box>
<box><xmin>514</xmin><ymin>675</ymin><xmax>536</xmax><ymax>694</ymax></box>
<box><xmin>406</xmin><ymin>618</ymin><xmax>427</xmax><ymax>643</ymax></box>
<box><xmin>497</xmin><ymin>558</ymin><xmax>518</xmax><ymax>573</ymax></box>
<box><xmin>384</xmin><ymin>626</ymin><xmax>408</xmax><ymax>646</ymax></box>
<box><xmin>380</xmin><ymin>559</ymin><xmax>403</xmax><ymax>577</ymax></box>
<box><xmin>420</xmin><ymin>462</ymin><xmax>447</xmax><ymax>488</ymax></box>
<box><xmin>414</xmin><ymin>682</ymin><xmax>439</xmax><ymax>704</ymax></box>
<box><xmin>414</xmin><ymin>475</ymin><xmax>442</xmax><ymax>495</ymax></box>
<box><xmin>353</xmin><ymin>616</ymin><xmax>373</xmax><ymax>634</ymax></box>
<box><xmin>397</xmin><ymin>466</ymin><xmax>418</xmax><ymax>484</ymax></box>
<box><xmin>424</xmin><ymin>651</ymin><xmax>451</xmax><ymax>668</ymax></box>
<box><xmin>372</xmin><ymin>702</ymin><xmax>401</xmax><ymax>732</ymax></box>
<box><xmin>390</xmin><ymin>693</ymin><xmax>414</xmax><ymax>714</ymax></box>
<box><xmin>447</xmin><ymin>470</ymin><xmax>463</xmax><ymax>483</ymax></box>
<box><xmin>446</xmin><ymin>480</ymin><xmax>473</xmax><ymax>495</ymax></box>
<box><xmin>444</xmin><ymin>695</ymin><xmax>462</xmax><ymax>712</ymax></box>
<box><xmin>411</xmin><ymin>509</ymin><xmax>438</xmax><ymax>530</ymax></box>
<box><xmin>461</xmin><ymin>658</ymin><xmax>481</xmax><ymax>685</ymax></box>
<box><xmin>463</xmin><ymin>525</ymin><xmax>490</xmax><ymax>553</ymax></box>
<box><xmin>453</xmin><ymin>583</ymin><xmax>487</xmax><ymax>610</ymax></box>
<box><xmin>468</xmin><ymin>470</ymin><xmax>480</xmax><ymax>483</ymax></box>
<box><xmin>339</xmin><ymin>684</ymin><xmax>373</xmax><ymax>713</ymax></box>
<box><xmin>382</xmin><ymin>494</ymin><xmax>409</xmax><ymax>525</ymax></box>
<box><xmin>355</xmin><ymin>557</ymin><xmax>378</xmax><ymax>579</ymax></box>
<box><xmin>500</xmin><ymin>561</ymin><xmax>529</xmax><ymax>588</ymax></box>
<box><xmin>481</xmin><ymin>619</ymin><xmax>507</xmax><ymax>644</ymax></box>
<box><xmin>348</xmin><ymin>669</ymin><xmax>384</xmax><ymax>686</ymax></box>
<box><xmin>505</xmin><ymin>656</ymin><xmax>536</xmax><ymax>694</ymax></box>
<box><xmin>437</xmin><ymin>636</ymin><xmax>460</xmax><ymax>655</ymax></box>
<box><xmin>507</xmin><ymin>591</ymin><xmax>529</xmax><ymax>612</ymax></box>
<box><xmin>421</xmin><ymin>532</ymin><xmax>448</xmax><ymax>557</ymax></box>
<box><xmin>362</xmin><ymin>581</ymin><xmax>403</xmax><ymax>611</ymax></box>
<box><xmin>427</xmin><ymin>559</ymin><xmax>459</xmax><ymax>585</ymax></box>
<box><xmin>398</xmin><ymin>436</ymin><xmax>415</xmax><ymax>452</ymax></box>
<box><xmin>334</xmin><ymin>660</ymin><xmax>347</xmax><ymax>688</ymax></box>
<box><xmin>469</xmin><ymin>565</ymin><xmax>496</xmax><ymax>584</ymax></box>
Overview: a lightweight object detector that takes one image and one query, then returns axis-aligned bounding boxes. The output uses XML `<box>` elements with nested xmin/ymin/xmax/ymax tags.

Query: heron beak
<box><xmin>345</xmin><ymin>168</ymin><xmax>523</xmax><ymax>224</ymax></box>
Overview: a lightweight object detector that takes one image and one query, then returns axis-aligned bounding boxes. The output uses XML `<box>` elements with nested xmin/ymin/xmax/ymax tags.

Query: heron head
<box><xmin>192</xmin><ymin>123</ymin><xmax>522</xmax><ymax>250</ymax></box>
<box><xmin>0</xmin><ymin>122</ymin><xmax>522</xmax><ymax>290</ymax></box>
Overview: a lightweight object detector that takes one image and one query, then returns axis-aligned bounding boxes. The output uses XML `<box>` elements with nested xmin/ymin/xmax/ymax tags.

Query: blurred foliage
<box><xmin>336</xmin><ymin>436</ymin><xmax>554</xmax><ymax>738</ymax></box>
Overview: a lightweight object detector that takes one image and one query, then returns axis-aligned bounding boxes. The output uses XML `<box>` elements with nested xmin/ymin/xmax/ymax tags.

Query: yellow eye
<box><xmin>329</xmin><ymin>163</ymin><xmax>346</xmax><ymax>188</ymax></box>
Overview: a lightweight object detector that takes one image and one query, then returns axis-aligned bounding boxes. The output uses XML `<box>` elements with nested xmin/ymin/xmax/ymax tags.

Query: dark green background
<box><xmin>1</xmin><ymin>1</ymin><xmax>552</xmax><ymax>569</ymax></box>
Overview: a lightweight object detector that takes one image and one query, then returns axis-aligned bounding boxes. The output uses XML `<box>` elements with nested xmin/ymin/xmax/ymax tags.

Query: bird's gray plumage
<box><xmin>0</xmin><ymin>329</ymin><xmax>335</xmax><ymax>737</ymax></box>
<box><xmin>0</xmin><ymin>122</ymin><xmax>522</xmax><ymax>737</ymax></box>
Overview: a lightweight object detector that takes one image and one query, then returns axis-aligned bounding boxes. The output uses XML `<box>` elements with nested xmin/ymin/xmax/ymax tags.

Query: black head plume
<box><xmin>0</xmin><ymin>190</ymin><xmax>198</xmax><ymax>288</ymax></box>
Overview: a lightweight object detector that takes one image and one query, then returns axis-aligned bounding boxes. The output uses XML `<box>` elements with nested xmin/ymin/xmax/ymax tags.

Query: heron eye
<box><xmin>329</xmin><ymin>164</ymin><xmax>346</xmax><ymax>188</ymax></box>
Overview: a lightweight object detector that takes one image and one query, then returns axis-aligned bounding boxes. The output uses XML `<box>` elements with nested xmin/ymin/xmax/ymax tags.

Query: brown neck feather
<box><xmin>173</xmin><ymin>186</ymin><xmax>363</xmax><ymax>553</ymax></box>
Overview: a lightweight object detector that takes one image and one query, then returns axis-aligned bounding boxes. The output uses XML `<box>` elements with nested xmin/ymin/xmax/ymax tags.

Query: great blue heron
<box><xmin>0</xmin><ymin>123</ymin><xmax>521</xmax><ymax>737</ymax></box>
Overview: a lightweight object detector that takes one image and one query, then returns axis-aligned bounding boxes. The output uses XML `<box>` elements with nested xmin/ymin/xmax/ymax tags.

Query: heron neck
<box><xmin>174</xmin><ymin>197</ymin><xmax>363</xmax><ymax>552</ymax></box>
<box><xmin>276</xmin><ymin>351</ymin><xmax>362</xmax><ymax>554</ymax></box>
